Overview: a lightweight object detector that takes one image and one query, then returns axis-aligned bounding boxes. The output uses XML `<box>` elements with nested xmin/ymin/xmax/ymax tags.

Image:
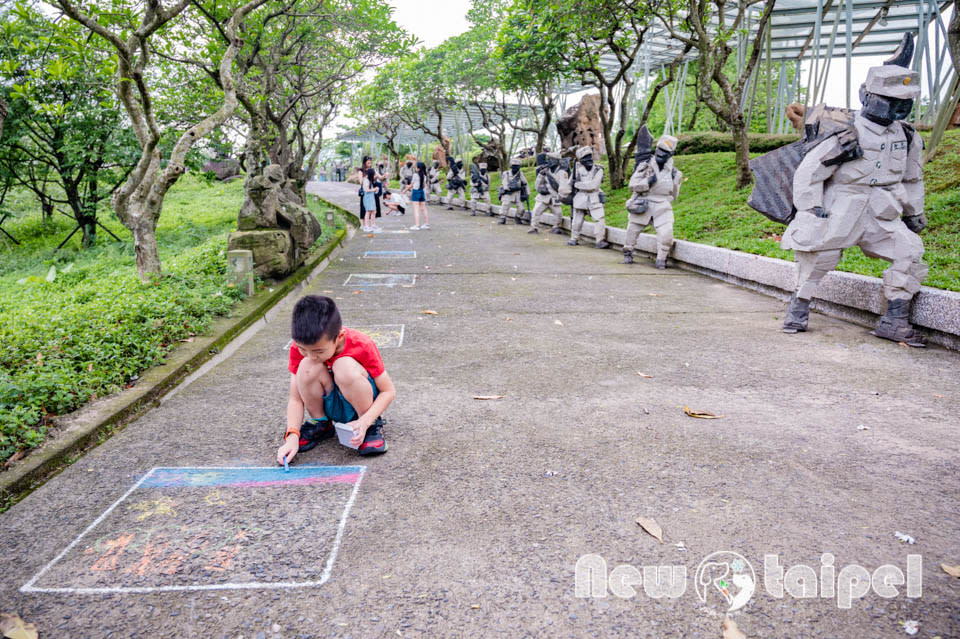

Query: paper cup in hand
<box><xmin>335</xmin><ymin>422</ymin><xmax>359</xmax><ymax>449</ymax></box>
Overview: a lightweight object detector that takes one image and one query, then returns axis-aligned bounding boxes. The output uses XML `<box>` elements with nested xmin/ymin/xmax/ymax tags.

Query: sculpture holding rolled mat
<box><xmin>567</xmin><ymin>146</ymin><xmax>609</xmax><ymax>248</ymax></box>
<box><xmin>623</xmin><ymin>127</ymin><xmax>681</xmax><ymax>269</ymax></box>
<box><xmin>428</xmin><ymin>160</ymin><xmax>443</xmax><ymax>198</ymax></box>
<box><xmin>497</xmin><ymin>157</ymin><xmax>529</xmax><ymax>225</ymax></box>
<box><xmin>529</xmin><ymin>151</ymin><xmax>569</xmax><ymax>235</ymax></box>
<box><xmin>470</xmin><ymin>162</ymin><xmax>491</xmax><ymax>216</ymax></box>
<box><xmin>445</xmin><ymin>156</ymin><xmax>467</xmax><ymax>209</ymax></box>
<box><xmin>748</xmin><ymin>33</ymin><xmax>928</xmax><ymax>347</ymax></box>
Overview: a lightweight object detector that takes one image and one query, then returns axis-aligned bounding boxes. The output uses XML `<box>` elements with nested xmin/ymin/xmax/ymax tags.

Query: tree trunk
<box><xmin>949</xmin><ymin>2</ymin><xmax>959</xmax><ymax>78</ymax></box>
<box><xmin>131</xmin><ymin>213</ymin><xmax>161</xmax><ymax>277</ymax></box>
<box><xmin>731</xmin><ymin>117</ymin><xmax>752</xmax><ymax>189</ymax></box>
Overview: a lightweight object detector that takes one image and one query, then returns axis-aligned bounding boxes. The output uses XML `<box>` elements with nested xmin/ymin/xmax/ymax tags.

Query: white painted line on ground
<box><xmin>362</xmin><ymin>250</ymin><xmax>417</xmax><ymax>259</ymax></box>
<box><xmin>343</xmin><ymin>274</ymin><xmax>416</xmax><ymax>287</ymax></box>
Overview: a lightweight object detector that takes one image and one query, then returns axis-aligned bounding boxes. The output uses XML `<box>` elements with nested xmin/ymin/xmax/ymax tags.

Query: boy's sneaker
<box><xmin>358</xmin><ymin>417</ymin><xmax>388</xmax><ymax>456</ymax></box>
<box><xmin>410</xmin><ymin>225</ymin><xmax>420</xmax><ymax>230</ymax></box>
<box><xmin>421</xmin><ymin>223</ymin><xmax>430</xmax><ymax>229</ymax></box>
<box><xmin>298</xmin><ymin>417</ymin><xmax>334</xmax><ymax>452</ymax></box>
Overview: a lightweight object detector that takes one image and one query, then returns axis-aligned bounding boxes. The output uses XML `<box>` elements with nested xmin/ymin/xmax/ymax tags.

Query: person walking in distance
<box><xmin>409</xmin><ymin>161</ymin><xmax>430</xmax><ymax>230</ymax></box>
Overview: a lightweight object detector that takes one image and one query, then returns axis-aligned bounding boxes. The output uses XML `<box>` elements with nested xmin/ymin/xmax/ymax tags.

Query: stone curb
<box><xmin>436</xmin><ymin>195</ymin><xmax>960</xmax><ymax>351</ymax></box>
<box><xmin>0</xmin><ymin>209</ymin><xmax>359</xmax><ymax>510</ymax></box>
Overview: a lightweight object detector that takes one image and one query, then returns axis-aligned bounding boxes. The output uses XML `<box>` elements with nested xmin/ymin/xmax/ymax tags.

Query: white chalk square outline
<box><xmin>361</xmin><ymin>250</ymin><xmax>417</xmax><ymax>259</ymax></box>
<box><xmin>283</xmin><ymin>325</ymin><xmax>404</xmax><ymax>351</ymax></box>
<box><xmin>343</xmin><ymin>273</ymin><xmax>417</xmax><ymax>288</ymax></box>
<box><xmin>20</xmin><ymin>466</ymin><xmax>366</xmax><ymax>594</ymax></box>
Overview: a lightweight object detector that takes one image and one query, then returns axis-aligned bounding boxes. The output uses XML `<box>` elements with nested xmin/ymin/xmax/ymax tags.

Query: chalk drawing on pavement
<box><xmin>343</xmin><ymin>273</ymin><xmax>416</xmax><ymax>288</ymax></box>
<box><xmin>362</xmin><ymin>250</ymin><xmax>416</xmax><ymax>259</ymax></box>
<box><xmin>20</xmin><ymin>466</ymin><xmax>366</xmax><ymax>594</ymax></box>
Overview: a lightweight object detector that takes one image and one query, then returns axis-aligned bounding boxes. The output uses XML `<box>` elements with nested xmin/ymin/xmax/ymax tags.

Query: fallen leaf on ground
<box><xmin>554</xmin><ymin>320</ymin><xmax>563</xmax><ymax>326</ymax></box>
<box><xmin>323</xmin><ymin>290</ymin><xmax>334</xmax><ymax>293</ymax></box>
<box><xmin>473</xmin><ymin>395</ymin><xmax>505</xmax><ymax>400</ymax></box>
<box><xmin>505</xmin><ymin>316</ymin><xmax>512</xmax><ymax>321</ymax></box>
<box><xmin>648</xmin><ymin>293</ymin><xmax>659</xmax><ymax>296</ymax></box>
<box><xmin>470</xmin><ymin>604</ymin><xmax>481</xmax><ymax>609</ymax></box>
<box><xmin>180</xmin><ymin>337</ymin><xmax>194</xmax><ymax>343</ymax></box>
<box><xmin>352</xmin><ymin>290</ymin><xmax>363</xmax><ymax>295</ymax></box>
<box><xmin>902</xmin><ymin>620</ymin><xmax>919</xmax><ymax>635</ymax></box>
<box><xmin>684</xmin><ymin>406</ymin><xmax>724</xmax><ymax>419</ymax></box>
<box><xmin>423</xmin><ymin>310</ymin><xmax>438</xmax><ymax>315</ymax></box>
<box><xmin>857</xmin><ymin>424</ymin><xmax>870</xmax><ymax>431</ymax></box>
<box><xmin>635</xmin><ymin>516</ymin><xmax>663</xmax><ymax>543</ymax></box>
<box><xmin>3</xmin><ymin>451</ymin><xmax>24</xmax><ymax>469</ymax></box>
<box><xmin>365</xmin><ymin>233</ymin><xmax>374</xmax><ymax>237</ymax></box>
<box><xmin>0</xmin><ymin>613</ymin><xmax>39</xmax><ymax>639</ymax></box>
<box><xmin>941</xmin><ymin>563</ymin><xmax>960</xmax><ymax>577</ymax></box>
<box><xmin>637</xmin><ymin>372</ymin><xmax>653</xmax><ymax>378</ymax></box>
<box><xmin>722</xmin><ymin>616</ymin><xmax>746</xmax><ymax>639</ymax></box>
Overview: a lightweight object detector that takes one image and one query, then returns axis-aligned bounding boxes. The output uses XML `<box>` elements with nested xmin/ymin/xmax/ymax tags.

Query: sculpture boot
<box><xmin>623</xmin><ymin>248</ymin><xmax>634</xmax><ymax>264</ymax></box>
<box><xmin>567</xmin><ymin>238</ymin><xmax>578</xmax><ymax>246</ymax></box>
<box><xmin>551</xmin><ymin>227</ymin><xmax>563</xmax><ymax>235</ymax></box>
<box><xmin>499</xmin><ymin>216</ymin><xmax>507</xmax><ymax>224</ymax></box>
<box><xmin>782</xmin><ymin>294</ymin><xmax>810</xmax><ymax>333</ymax></box>
<box><xmin>595</xmin><ymin>240</ymin><xmax>610</xmax><ymax>249</ymax></box>
<box><xmin>655</xmin><ymin>258</ymin><xmax>667</xmax><ymax>269</ymax></box>
<box><xmin>514</xmin><ymin>214</ymin><xmax>524</xmax><ymax>224</ymax></box>
<box><xmin>872</xmin><ymin>298</ymin><xmax>927</xmax><ymax>347</ymax></box>
<box><xmin>527</xmin><ymin>227</ymin><xmax>539</xmax><ymax>234</ymax></box>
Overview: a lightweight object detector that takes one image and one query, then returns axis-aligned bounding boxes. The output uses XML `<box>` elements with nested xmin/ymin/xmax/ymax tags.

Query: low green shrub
<box><xmin>676</xmin><ymin>131</ymin><xmax>799</xmax><ymax>155</ymax></box>
<box><xmin>0</xmin><ymin>238</ymin><xmax>245</xmax><ymax>462</ymax></box>
<box><xmin>0</xmin><ymin>175</ymin><xmax>344</xmax><ymax>464</ymax></box>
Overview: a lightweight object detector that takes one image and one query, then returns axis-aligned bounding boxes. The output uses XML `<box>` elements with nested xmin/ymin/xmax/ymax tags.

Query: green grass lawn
<box><xmin>0</xmin><ymin>175</ymin><xmax>344</xmax><ymax>464</ymax></box>
<box><xmin>421</xmin><ymin>130</ymin><xmax>959</xmax><ymax>292</ymax></box>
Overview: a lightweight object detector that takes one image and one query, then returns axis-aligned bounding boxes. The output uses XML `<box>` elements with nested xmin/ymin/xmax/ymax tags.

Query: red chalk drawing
<box><xmin>90</xmin><ymin>533</ymin><xmax>135</xmax><ymax>571</ymax></box>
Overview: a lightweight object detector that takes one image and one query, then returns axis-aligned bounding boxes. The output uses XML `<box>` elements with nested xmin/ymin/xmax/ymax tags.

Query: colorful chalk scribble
<box><xmin>142</xmin><ymin>466</ymin><xmax>363</xmax><ymax>488</ymax></box>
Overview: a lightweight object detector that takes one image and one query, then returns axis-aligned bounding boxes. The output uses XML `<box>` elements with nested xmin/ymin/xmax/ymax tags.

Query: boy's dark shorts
<box><xmin>324</xmin><ymin>374</ymin><xmax>379</xmax><ymax>423</ymax></box>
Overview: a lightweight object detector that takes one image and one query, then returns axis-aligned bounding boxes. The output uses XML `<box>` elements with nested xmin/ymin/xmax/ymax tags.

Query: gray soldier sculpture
<box><xmin>445</xmin><ymin>157</ymin><xmax>467</xmax><ymax>210</ymax></box>
<box><xmin>529</xmin><ymin>152</ymin><xmax>569</xmax><ymax>235</ymax></box>
<box><xmin>624</xmin><ymin>132</ymin><xmax>682</xmax><ymax>268</ymax></box>
<box><xmin>568</xmin><ymin>146</ymin><xmax>609</xmax><ymax>248</ymax></box>
<box><xmin>399</xmin><ymin>158</ymin><xmax>415</xmax><ymax>187</ymax></box>
<box><xmin>428</xmin><ymin>161</ymin><xmax>443</xmax><ymax>198</ymax></box>
<box><xmin>470</xmin><ymin>162</ymin><xmax>491</xmax><ymax>216</ymax></box>
<box><xmin>497</xmin><ymin>157</ymin><xmax>529</xmax><ymax>225</ymax></box>
<box><xmin>751</xmin><ymin>34</ymin><xmax>928</xmax><ymax>346</ymax></box>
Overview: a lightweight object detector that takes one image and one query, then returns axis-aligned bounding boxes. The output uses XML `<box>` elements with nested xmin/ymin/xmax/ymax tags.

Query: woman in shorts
<box><xmin>408</xmin><ymin>161</ymin><xmax>429</xmax><ymax>230</ymax></box>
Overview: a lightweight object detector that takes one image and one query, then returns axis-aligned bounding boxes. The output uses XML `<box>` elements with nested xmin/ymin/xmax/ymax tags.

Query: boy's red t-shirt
<box><xmin>288</xmin><ymin>327</ymin><xmax>385</xmax><ymax>378</ymax></box>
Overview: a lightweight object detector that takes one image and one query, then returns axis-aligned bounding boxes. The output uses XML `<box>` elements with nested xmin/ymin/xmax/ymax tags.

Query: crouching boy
<box><xmin>276</xmin><ymin>295</ymin><xmax>396</xmax><ymax>463</ymax></box>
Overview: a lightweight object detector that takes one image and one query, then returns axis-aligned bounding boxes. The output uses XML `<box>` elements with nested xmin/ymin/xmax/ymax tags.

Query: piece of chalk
<box><xmin>283</xmin><ymin>455</ymin><xmax>290</xmax><ymax>472</ymax></box>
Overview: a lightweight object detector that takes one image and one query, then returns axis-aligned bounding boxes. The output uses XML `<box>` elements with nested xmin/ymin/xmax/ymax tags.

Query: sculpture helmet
<box><xmin>656</xmin><ymin>135</ymin><xmax>678</xmax><ymax>154</ymax></box>
<box><xmin>575</xmin><ymin>146</ymin><xmax>593</xmax><ymax>160</ymax></box>
<box><xmin>862</xmin><ymin>33</ymin><xmax>920</xmax><ymax>101</ymax></box>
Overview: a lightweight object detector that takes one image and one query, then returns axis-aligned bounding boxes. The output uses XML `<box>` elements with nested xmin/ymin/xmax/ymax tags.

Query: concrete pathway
<box><xmin>1</xmin><ymin>181</ymin><xmax>958</xmax><ymax>638</ymax></box>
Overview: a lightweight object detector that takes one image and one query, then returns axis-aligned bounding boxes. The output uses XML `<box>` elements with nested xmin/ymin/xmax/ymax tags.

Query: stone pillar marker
<box><xmin>226</xmin><ymin>249</ymin><xmax>254</xmax><ymax>296</ymax></box>
<box><xmin>325</xmin><ymin>210</ymin><xmax>335</xmax><ymax>226</ymax></box>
